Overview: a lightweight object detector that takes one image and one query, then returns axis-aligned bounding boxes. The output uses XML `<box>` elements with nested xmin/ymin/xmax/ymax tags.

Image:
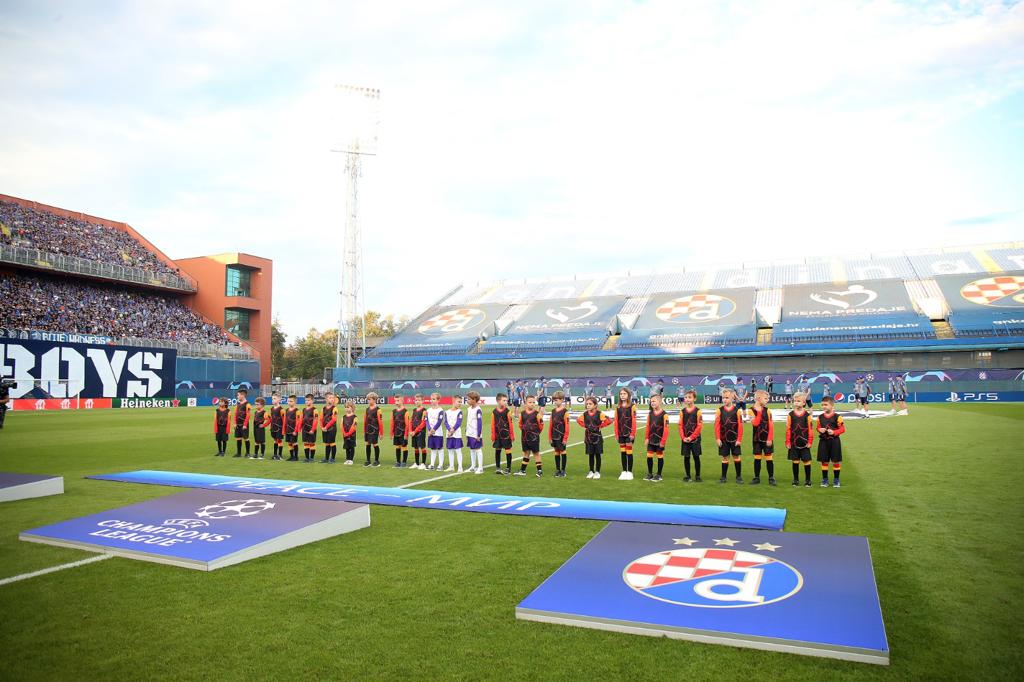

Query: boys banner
<box><xmin>517</xmin><ymin>522</ymin><xmax>888</xmax><ymax>664</ymax></box>
<box><xmin>88</xmin><ymin>470</ymin><xmax>787</xmax><ymax>530</ymax></box>
<box><xmin>21</xmin><ymin>489</ymin><xmax>370</xmax><ymax>571</ymax></box>
<box><xmin>0</xmin><ymin>338</ymin><xmax>176</xmax><ymax>399</ymax></box>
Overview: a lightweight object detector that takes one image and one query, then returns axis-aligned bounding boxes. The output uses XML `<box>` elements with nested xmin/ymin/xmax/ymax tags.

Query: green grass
<box><xmin>0</xmin><ymin>404</ymin><xmax>1022</xmax><ymax>680</ymax></box>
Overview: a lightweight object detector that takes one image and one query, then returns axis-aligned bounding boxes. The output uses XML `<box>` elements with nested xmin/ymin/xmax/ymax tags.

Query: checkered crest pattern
<box><xmin>417</xmin><ymin>308</ymin><xmax>484</xmax><ymax>334</ymax></box>
<box><xmin>655</xmin><ymin>294</ymin><xmax>728</xmax><ymax>323</ymax></box>
<box><xmin>960</xmin><ymin>276</ymin><xmax>1024</xmax><ymax>306</ymax></box>
<box><xmin>625</xmin><ymin>548</ymin><xmax>771</xmax><ymax>589</ymax></box>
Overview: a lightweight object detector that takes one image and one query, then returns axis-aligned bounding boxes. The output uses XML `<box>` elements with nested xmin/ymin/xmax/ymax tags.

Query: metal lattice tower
<box><xmin>333</xmin><ymin>85</ymin><xmax>380</xmax><ymax>368</ymax></box>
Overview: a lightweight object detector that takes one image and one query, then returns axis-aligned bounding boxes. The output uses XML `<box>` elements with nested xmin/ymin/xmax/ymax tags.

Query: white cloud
<box><xmin>0</xmin><ymin>0</ymin><xmax>1022</xmax><ymax>341</ymax></box>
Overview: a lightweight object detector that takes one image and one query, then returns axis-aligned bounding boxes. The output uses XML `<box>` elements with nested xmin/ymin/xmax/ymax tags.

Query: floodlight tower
<box><xmin>332</xmin><ymin>85</ymin><xmax>380</xmax><ymax>368</ymax></box>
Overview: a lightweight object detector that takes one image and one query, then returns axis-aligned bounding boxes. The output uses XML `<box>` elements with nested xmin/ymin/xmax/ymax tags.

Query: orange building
<box><xmin>175</xmin><ymin>253</ymin><xmax>273</xmax><ymax>385</ymax></box>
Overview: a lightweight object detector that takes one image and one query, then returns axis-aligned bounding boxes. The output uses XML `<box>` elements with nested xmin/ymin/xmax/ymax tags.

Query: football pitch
<box><xmin>0</xmin><ymin>404</ymin><xmax>1021</xmax><ymax>680</ymax></box>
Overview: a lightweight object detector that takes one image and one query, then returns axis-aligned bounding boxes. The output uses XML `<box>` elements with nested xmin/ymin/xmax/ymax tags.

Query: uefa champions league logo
<box><xmin>623</xmin><ymin>540</ymin><xmax>802</xmax><ymax>608</ymax></box>
<box><xmin>194</xmin><ymin>499</ymin><xmax>276</xmax><ymax>519</ymax></box>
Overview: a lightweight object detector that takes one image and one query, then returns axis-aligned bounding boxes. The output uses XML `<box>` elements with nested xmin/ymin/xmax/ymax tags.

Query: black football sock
<box><xmin>833</xmin><ymin>467</ymin><xmax>840</xmax><ymax>482</ymax></box>
<box><xmin>506</xmin><ymin>452</ymin><xmax>512</xmax><ymax>470</ymax></box>
<box><xmin>595</xmin><ymin>453</ymin><xmax>602</xmax><ymax>471</ymax></box>
<box><xmin>236</xmin><ymin>441</ymin><xmax>242</xmax><ymax>456</ymax></box>
<box><xmin>535</xmin><ymin>460</ymin><xmax>542</xmax><ymax>473</ymax></box>
<box><xmin>693</xmin><ymin>456</ymin><xmax>701</xmax><ymax>477</ymax></box>
<box><xmin>561</xmin><ymin>454</ymin><xmax>567</xmax><ymax>471</ymax></box>
<box><xmin>620</xmin><ymin>451</ymin><xmax>627</xmax><ymax>471</ymax></box>
<box><xmin>683</xmin><ymin>455</ymin><xmax>691</xmax><ymax>477</ymax></box>
<box><xmin>822</xmin><ymin>465</ymin><xmax>829</xmax><ymax>482</ymax></box>
<box><xmin>766</xmin><ymin>460</ymin><xmax>774</xmax><ymax>478</ymax></box>
<box><xmin>403</xmin><ymin>449</ymin><xmax>409</xmax><ymax>463</ymax></box>
<box><xmin>588</xmin><ymin>453</ymin><xmax>594</xmax><ymax>472</ymax></box>
<box><xmin>374</xmin><ymin>445</ymin><xmax>380</xmax><ymax>463</ymax></box>
<box><xmin>396</xmin><ymin>448</ymin><xmax>402</xmax><ymax>464</ymax></box>
<box><xmin>792</xmin><ymin>462</ymin><xmax>800</xmax><ymax>481</ymax></box>
<box><xmin>804</xmin><ymin>464</ymin><xmax>811</xmax><ymax>482</ymax></box>
<box><xmin>754</xmin><ymin>458</ymin><xmax>762</xmax><ymax>478</ymax></box>
<box><xmin>721</xmin><ymin>461</ymin><xmax>729</xmax><ymax>478</ymax></box>
<box><xmin>245</xmin><ymin>441</ymin><xmax>251</xmax><ymax>455</ymax></box>
<box><xmin>520</xmin><ymin>457</ymin><xmax>529</xmax><ymax>473</ymax></box>
<box><xmin>657</xmin><ymin>457</ymin><xmax>664</xmax><ymax>475</ymax></box>
<box><xmin>495</xmin><ymin>450</ymin><xmax>502</xmax><ymax>468</ymax></box>
<box><xmin>365</xmin><ymin>444</ymin><xmax>371</xmax><ymax>463</ymax></box>
<box><xmin>627</xmin><ymin>454</ymin><xmax>634</xmax><ymax>472</ymax></box>
<box><xmin>646</xmin><ymin>456</ymin><xmax>653</xmax><ymax>475</ymax></box>
<box><xmin>733</xmin><ymin>460</ymin><xmax>742</xmax><ymax>477</ymax></box>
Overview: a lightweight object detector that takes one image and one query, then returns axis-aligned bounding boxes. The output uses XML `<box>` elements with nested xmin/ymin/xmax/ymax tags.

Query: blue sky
<box><xmin>1</xmin><ymin>0</ymin><xmax>1022</xmax><ymax>341</ymax></box>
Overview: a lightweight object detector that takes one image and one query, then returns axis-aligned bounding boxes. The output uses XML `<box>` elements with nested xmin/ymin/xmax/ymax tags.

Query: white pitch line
<box><xmin>0</xmin><ymin>552</ymin><xmax>113</xmax><ymax>587</ymax></box>
<box><xmin>396</xmin><ymin>434</ymin><xmax>614</xmax><ymax>489</ymax></box>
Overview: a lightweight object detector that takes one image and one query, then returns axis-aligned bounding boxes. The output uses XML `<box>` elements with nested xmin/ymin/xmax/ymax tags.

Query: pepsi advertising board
<box><xmin>0</xmin><ymin>338</ymin><xmax>176</xmax><ymax>399</ymax></box>
<box><xmin>517</xmin><ymin>522</ymin><xmax>888</xmax><ymax>664</ymax></box>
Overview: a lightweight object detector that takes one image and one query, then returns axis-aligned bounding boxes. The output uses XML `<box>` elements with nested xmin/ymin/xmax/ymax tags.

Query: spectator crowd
<box><xmin>0</xmin><ymin>200</ymin><xmax>180</xmax><ymax>277</ymax></box>
<box><xmin>0</xmin><ymin>272</ymin><xmax>231</xmax><ymax>345</ymax></box>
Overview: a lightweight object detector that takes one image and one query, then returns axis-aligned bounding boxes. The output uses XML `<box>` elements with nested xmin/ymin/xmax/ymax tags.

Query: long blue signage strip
<box><xmin>87</xmin><ymin>470</ymin><xmax>787</xmax><ymax>530</ymax></box>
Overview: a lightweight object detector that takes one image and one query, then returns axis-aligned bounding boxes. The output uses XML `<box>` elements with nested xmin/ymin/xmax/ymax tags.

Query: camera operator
<box><xmin>0</xmin><ymin>379</ymin><xmax>11</xmax><ymax>429</ymax></box>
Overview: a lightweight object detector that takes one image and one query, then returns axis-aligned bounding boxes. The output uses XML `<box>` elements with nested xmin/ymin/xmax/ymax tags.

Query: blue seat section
<box><xmin>947</xmin><ymin>312</ymin><xmax>1024</xmax><ymax>337</ymax></box>
<box><xmin>480</xmin><ymin>331</ymin><xmax>609</xmax><ymax>355</ymax></box>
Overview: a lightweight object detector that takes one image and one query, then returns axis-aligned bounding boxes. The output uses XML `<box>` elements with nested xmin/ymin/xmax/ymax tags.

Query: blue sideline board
<box><xmin>87</xmin><ymin>470</ymin><xmax>787</xmax><ymax>530</ymax></box>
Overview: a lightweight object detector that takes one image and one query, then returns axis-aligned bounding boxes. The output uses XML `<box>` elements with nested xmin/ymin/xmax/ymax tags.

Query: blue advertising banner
<box><xmin>517</xmin><ymin>522</ymin><xmax>888</xmax><ymax>664</ymax></box>
<box><xmin>21</xmin><ymin>489</ymin><xmax>370</xmax><ymax>571</ymax></box>
<box><xmin>505</xmin><ymin>296</ymin><xmax>625</xmax><ymax>334</ymax></box>
<box><xmin>0</xmin><ymin>337</ymin><xmax>176</xmax><ymax>399</ymax></box>
<box><xmin>373</xmin><ymin>303</ymin><xmax>509</xmax><ymax>355</ymax></box>
<box><xmin>0</xmin><ymin>472</ymin><xmax>64</xmax><ymax>503</ymax></box>
<box><xmin>88</xmin><ymin>470</ymin><xmax>787</xmax><ymax>530</ymax></box>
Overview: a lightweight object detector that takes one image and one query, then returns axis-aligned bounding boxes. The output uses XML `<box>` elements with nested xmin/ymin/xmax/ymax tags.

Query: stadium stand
<box><xmin>359</xmin><ymin>242</ymin><xmax>1024</xmax><ymax>366</ymax></box>
<box><xmin>0</xmin><ymin>272</ymin><xmax>231</xmax><ymax>344</ymax></box>
<box><xmin>0</xmin><ymin>200</ymin><xmax>184</xmax><ymax>281</ymax></box>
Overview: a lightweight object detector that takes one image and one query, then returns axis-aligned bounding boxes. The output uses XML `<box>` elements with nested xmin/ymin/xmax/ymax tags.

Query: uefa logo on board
<box><xmin>417</xmin><ymin>308</ymin><xmax>487</xmax><ymax>335</ymax></box>
<box><xmin>959</xmin><ymin>275</ymin><xmax>1024</xmax><ymax>307</ymax></box>
<box><xmin>623</xmin><ymin>546</ymin><xmax>803</xmax><ymax>608</ymax></box>
<box><xmin>655</xmin><ymin>295</ymin><xmax>736</xmax><ymax>324</ymax></box>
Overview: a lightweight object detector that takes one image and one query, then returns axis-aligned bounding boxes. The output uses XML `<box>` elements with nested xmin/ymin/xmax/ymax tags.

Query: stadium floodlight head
<box><xmin>331</xmin><ymin>84</ymin><xmax>380</xmax><ymax>156</ymax></box>
<box><xmin>332</xmin><ymin>83</ymin><xmax>381</xmax><ymax>369</ymax></box>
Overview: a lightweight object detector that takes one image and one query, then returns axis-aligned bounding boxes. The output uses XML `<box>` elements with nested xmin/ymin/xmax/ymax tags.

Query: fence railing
<box><xmin>0</xmin><ymin>243</ymin><xmax>197</xmax><ymax>292</ymax></box>
<box><xmin>0</xmin><ymin>328</ymin><xmax>254</xmax><ymax>361</ymax></box>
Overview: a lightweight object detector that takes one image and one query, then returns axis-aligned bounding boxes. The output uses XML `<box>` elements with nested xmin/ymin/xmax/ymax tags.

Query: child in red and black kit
<box><xmin>548</xmin><ymin>391</ymin><xmax>570</xmax><ymax>477</ymax></box>
<box><xmin>614</xmin><ymin>388</ymin><xmax>637</xmax><ymax>481</ymax></box>
<box><xmin>816</xmin><ymin>396</ymin><xmax>846</xmax><ymax>488</ymax></box>
<box><xmin>233</xmin><ymin>389</ymin><xmax>251</xmax><ymax>458</ymax></box>
<box><xmin>298</xmin><ymin>393</ymin><xmax>319</xmax><ymax>463</ymax></box>
<box><xmin>252</xmin><ymin>397</ymin><xmax>270</xmax><ymax>459</ymax></box>
<box><xmin>747</xmin><ymin>389</ymin><xmax>776</xmax><ymax>486</ymax></box>
<box><xmin>714</xmin><ymin>388</ymin><xmax>743</xmax><ymax>484</ymax></box>
<box><xmin>678</xmin><ymin>389</ymin><xmax>703</xmax><ymax>482</ymax></box>
<box><xmin>644</xmin><ymin>394</ymin><xmax>669</xmax><ymax>482</ymax></box>
<box><xmin>213</xmin><ymin>398</ymin><xmax>230</xmax><ymax>456</ymax></box>
<box><xmin>320</xmin><ymin>393</ymin><xmax>338</xmax><ymax>463</ymax></box>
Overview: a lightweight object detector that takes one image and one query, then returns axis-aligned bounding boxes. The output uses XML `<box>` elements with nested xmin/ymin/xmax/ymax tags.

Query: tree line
<box><xmin>271</xmin><ymin>311</ymin><xmax>409</xmax><ymax>381</ymax></box>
